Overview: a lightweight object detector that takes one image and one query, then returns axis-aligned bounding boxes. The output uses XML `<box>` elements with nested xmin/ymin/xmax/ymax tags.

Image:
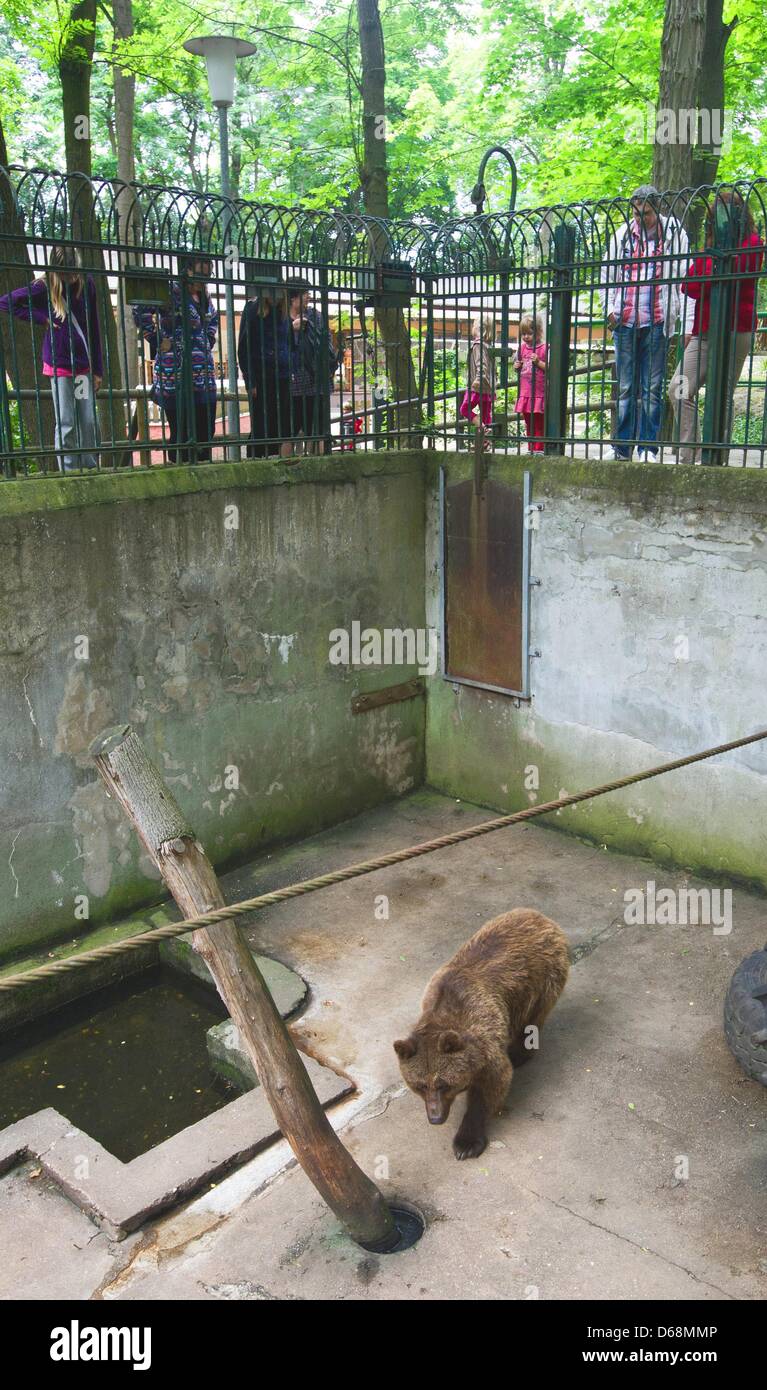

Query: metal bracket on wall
<box><xmin>351</xmin><ymin>678</ymin><xmax>425</xmax><ymax>715</ymax></box>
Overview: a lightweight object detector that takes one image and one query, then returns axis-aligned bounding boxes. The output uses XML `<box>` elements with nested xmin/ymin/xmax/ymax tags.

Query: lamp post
<box><xmin>184</xmin><ymin>35</ymin><xmax>257</xmax><ymax>460</ymax></box>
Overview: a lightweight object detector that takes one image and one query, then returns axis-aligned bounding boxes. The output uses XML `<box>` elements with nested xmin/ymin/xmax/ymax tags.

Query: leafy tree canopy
<box><xmin>0</xmin><ymin>0</ymin><xmax>763</xmax><ymax>214</ymax></box>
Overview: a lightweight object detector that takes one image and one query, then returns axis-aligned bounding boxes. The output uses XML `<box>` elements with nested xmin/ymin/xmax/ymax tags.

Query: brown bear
<box><xmin>393</xmin><ymin>908</ymin><xmax>569</xmax><ymax>1159</ymax></box>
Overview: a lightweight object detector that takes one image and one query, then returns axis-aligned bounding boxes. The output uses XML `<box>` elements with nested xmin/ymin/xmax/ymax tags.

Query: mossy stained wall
<box><xmin>0</xmin><ymin>454</ymin><xmax>426</xmax><ymax>962</ymax></box>
<box><xmin>426</xmin><ymin>455</ymin><xmax>767</xmax><ymax>891</ymax></box>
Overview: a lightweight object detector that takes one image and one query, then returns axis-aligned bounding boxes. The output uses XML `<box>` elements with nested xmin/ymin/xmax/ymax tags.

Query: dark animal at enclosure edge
<box><xmin>394</xmin><ymin>909</ymin><xmax>569</xmax><ymax>1160</ymax></box>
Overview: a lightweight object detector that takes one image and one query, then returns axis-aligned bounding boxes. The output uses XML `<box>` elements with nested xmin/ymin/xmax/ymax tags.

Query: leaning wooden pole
<box><xmin>90</xmin><ymin>724</ymin><xmax>398</xmax><ymax>1252</ymax></box>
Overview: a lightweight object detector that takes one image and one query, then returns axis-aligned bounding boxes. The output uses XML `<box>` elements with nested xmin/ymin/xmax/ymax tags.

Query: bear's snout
<box><xmin>425</xmin><ymin>1095</ymin><xmax>449</xmax><ymax>1124</ymax></box>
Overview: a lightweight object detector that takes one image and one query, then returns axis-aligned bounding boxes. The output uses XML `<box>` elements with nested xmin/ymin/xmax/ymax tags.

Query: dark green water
<box><xmin>0</xmin><ymin>967</ymin><xmax>238</xmax><ymax>1162</ymax></box>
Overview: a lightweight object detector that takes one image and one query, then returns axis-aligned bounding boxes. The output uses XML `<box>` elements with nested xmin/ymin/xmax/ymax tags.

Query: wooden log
<box><xmin>90</xmin><ymin>724</ymin><xmax>398</xmax><ymax>1252</ymax></box>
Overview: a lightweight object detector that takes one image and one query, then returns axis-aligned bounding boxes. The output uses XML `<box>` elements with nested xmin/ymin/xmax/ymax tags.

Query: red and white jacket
<box><xmin>600</xmin><ymin>216</ymin><xmax>695</xmax><ymax>336</ymax></box>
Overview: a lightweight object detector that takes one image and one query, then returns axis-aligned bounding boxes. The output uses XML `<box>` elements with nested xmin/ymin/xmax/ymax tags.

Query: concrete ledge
<box><xmin>0</xmin><ymin>449</ymin><xmax>427</xmax><ymax>517</ymax></box>
<box><xmin>431</xmin><ymin>451</ymin><xmax>767</xmax><ymax>514</ymax></box>
<box><xmin>0</xmin><ymin>936</ymin><xmax>159</xmax><ymax>1035</ymax></box>
<box><xmin>0</xmin><ymin>1052</ymin><xmax>352</xmax><ymax>1239</ymax></box>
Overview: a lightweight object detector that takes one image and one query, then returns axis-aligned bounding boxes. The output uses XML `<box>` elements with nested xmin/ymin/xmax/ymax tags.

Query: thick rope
<box><xmin>2</xmin><ymin>728</ymin><xmax>765</xmax><ymax>994</ymax></box>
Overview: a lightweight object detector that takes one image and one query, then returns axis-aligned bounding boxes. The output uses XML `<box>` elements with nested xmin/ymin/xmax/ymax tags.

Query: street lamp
<box><xmin>184</xmin><ymin>35</ymin><xmax>257</xmax><ymax>459</ymax></box>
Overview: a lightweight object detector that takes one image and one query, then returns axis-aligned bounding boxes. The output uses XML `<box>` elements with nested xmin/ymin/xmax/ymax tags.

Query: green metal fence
<box><xmin>1</xmin><ymin>166</ymin><xmax>765</xmax><ymax>475</ymax></box>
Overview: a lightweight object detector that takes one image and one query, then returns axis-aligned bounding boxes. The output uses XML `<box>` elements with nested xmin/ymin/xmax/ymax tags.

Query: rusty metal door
<box><xmin>439</xmin><ymin>468</ymin><xmax>532</xmax><ymax>697</ymax></box>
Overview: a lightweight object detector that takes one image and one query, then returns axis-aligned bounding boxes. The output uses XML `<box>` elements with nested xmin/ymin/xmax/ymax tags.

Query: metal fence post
<box><xmin>499</xmin><ymin>262</ymin><xmax>510</xmax><ymax>390</ymax></box>
<box><xmin>0</xmin><ymin>332</ymin><xmax>13</xmax><ymax>475</ymax></box>
<box><xmin>423</xmin><ymin>273</ymin><xmax>436</xmax><ymax>448</ymax></box>
<box><xmin>217</xmin><ymin>109</ymin><xmax>241</xmax><ymax>462</ymax></box>
<box><xmin>318</xmin><ymin>265</ymin><xmax>333</xmax><ymax>453</ymax></box>
<box><xmin>178</xmin><ymin>272</ymin><xmax>195</xmax><ymax>463</ymax></box>
<box><xmin>544</xmin><ymin>223</ymin><xmax>576</xmax><ymax>454</ymax></box>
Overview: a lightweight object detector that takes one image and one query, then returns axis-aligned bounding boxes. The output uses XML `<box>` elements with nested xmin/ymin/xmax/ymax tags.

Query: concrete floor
<box><xmin>1</xmin><ymin>789</ymin><xmax>766</xmax><ymax>1301</ymax></box>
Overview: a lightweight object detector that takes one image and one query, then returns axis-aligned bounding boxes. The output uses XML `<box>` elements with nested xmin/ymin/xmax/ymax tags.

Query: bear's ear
<box><xmin>438</xmin><ymin>1029</ymin><xmax>465</xmax><ymax>1054</ymax></box>
<box><xmin>393</xmin><ymin>1037</ymin><xmax>417</xmax><ymax>1060</ymax></box>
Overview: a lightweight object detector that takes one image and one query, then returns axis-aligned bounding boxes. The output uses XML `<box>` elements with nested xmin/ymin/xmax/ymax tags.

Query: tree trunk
<box><xmin>356</xmin><ymin>0</ymin><xmax>420</xmax><ymax>445</ymax></box>
<box><xmin>696</xmin><ymin>0</ymin><xmax>738</xmax><ymax>187</ymax></box>
<box><xmin>653</xmin><ymin>0</ymin><xmax>737</xmax><ymax>196</ymax></box>
<box><xmin>112</xmin><ymin>0</ymin><xmax>140</xmax><ymax>447</ymax></box>
<box><xmin>0</xmin><ymin>117</ymin><xmax>55</xmax><ymax>469</ymax></box>
<box><xmin>59</xmin><ymin>0</ymin><xmax>97</xmax><ymax>185</ymax></box>
<box><xmin>59</xmin><ymin>0</ymin><xmax>127</xmax><ymax>461</ymax></box>
<box><xmin>186</xmin><ymin>116</ymin><xmax>204</xmax><ymax>192</ymax></box>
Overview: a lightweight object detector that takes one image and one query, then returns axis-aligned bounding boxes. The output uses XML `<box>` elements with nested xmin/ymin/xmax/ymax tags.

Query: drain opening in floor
<box><xmin>0</xmin><ymin>966</ymin><xmax>248</xmax><ymax>1162</ymax></box>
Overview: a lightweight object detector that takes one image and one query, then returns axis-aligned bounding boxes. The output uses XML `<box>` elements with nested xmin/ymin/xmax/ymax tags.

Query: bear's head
<box><xmin>393</xmin><ymin>1029</ymin><xmax>482</xmax><ymax>1124</ymax></box>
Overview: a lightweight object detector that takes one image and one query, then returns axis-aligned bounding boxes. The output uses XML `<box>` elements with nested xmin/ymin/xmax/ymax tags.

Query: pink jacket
<box><xmin>515</xmin><ymin>340</ymin><xmax>547</xmax><ymax>412</ymax></box>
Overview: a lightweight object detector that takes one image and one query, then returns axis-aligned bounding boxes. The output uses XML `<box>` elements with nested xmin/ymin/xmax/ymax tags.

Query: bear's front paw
<box><xmin>453</xmin><ymin>1130</ymin><xmax>487</xmax><ymax>1161</ymax></box>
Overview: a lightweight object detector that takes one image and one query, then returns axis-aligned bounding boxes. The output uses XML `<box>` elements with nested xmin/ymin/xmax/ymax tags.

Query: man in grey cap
<box><xmin>600</xmin><ymin>184</ymin><xmax>693</xmax><ymax>459</ymax></box>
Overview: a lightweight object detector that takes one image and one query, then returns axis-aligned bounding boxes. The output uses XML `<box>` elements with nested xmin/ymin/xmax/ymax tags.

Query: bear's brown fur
<box><xmin>393</xmin><ymin>909</ymin><xmax>569</xmax><ymax>1159</ymax></box>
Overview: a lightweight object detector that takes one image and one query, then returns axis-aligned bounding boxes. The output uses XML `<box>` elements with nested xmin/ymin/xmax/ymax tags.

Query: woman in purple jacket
<box><xmin>0</xmin><ymin>245</ymin><xmax>103</xmax><ymax>472</ymax></box>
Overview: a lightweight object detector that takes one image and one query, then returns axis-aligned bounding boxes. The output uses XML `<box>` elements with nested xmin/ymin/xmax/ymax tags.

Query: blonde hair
<box><xmin>519</xmin><ymin>312</ymin><xmax>543</xmax><ymax>340</ymax></box>
<box><xmin>472</xmin><ymin>313</ymin><xmax>495</xmax><ymax>343</ymax></box>
<box><xmin>46</xmin><ymin>245</ymin><xmax>84</xmax><ymax>321</ymax></box>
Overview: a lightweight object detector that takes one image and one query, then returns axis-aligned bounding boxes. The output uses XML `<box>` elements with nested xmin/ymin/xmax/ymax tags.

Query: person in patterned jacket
<box><xmin>133</xmin><ymin>257</ymin><xmax>218</xmax><ymax>463</ymax></box>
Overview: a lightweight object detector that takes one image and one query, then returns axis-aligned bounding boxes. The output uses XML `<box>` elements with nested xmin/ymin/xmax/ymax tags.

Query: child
<box><xmin>0</xmin><ymin>245</ymin><xmax>103</xmax><ymax>472</ymax></box>
<box><xmin>134</xmin><ymin>257</ymin><xmax>218</xmax><ymax>463</ymax></box>
<box><xmin>340</xmin><ymin>403</ymin><xmax>363</xmax><ymax>450</ymax></box>
<box><xmin>513</xmin><ymin>312</ymin><xmax>547</xmax><ymax>453</ymax></box>
<box><xmin>460</xmin><ymin>315</ymin><xmax>496</xmax><ymax>441</ymax></box>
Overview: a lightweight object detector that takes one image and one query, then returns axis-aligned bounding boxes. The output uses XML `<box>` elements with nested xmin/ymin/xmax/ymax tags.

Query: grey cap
<box><xmin>631</xmin><ymin>184</ymin><xmax>661</xmax><ymax>206</ymax></box>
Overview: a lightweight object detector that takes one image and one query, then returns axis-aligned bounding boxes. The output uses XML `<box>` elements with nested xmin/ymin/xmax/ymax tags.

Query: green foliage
<box><xmin>0</xmin><ymin>0</ymin><xmax>764</xmax><ymax>211</ymax></box>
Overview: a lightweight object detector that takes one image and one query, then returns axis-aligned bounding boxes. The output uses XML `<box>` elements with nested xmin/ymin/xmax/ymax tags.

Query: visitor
<box><xmin>0</xmin><ymin>245</ymin><xmax>103</xmax><ymax>472</ymax></box>
<box><xmin>237</xmin><ymin>285</ymin><xmax>294</xmax><ymax>459</ymax></box>
<box><xmin>287</xmin><ymin>279</ymin><xmax>337</xmax><ymax>454</ymax></box>
<box><xmin>340</xmin><ymin>404</ymin><xmax>364</xmax><ymax>449</ymax></box>
<box><xmin>132</xmin><ymin>257</ymin><xmax>218</xmax><ymax>463</ymax></box>
<box><xmin>669</xmin><ymin>189</ymin><xmax>764</xmax><ymax>464</ymax></box>
<box><xmin>601</xmin><ymin>184</ymin><xmax>693</xmax><ymax>460</ymax></box>
<box><xmin>513</xmin><ymin>311</ymin><xmax>547</xmax><ymax>452</ymax></box>
<box><xmin>460</xmin><ymin>313</ymin><xmax>496</xmax><ymax>449</ymax></box>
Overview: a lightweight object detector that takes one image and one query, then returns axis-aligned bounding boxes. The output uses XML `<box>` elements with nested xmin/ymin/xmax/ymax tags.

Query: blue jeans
<box><xmin>613</xmin><ymin>323</ymin><xmax>667</xmax><ymax>458</ymax></box>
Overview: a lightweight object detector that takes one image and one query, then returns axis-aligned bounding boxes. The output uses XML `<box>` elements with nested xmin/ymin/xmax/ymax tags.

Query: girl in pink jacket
<box><xmin>513</xmin><ymin>312</ymin><xmax>547</xmax><ymax>452</ymax></box>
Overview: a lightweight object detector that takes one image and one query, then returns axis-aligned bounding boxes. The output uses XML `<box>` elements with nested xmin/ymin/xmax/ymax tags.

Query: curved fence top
<box><xmin>2</xmin><ymin>165</ymin><xmax>767</xmax><ymax>275</ymax></box>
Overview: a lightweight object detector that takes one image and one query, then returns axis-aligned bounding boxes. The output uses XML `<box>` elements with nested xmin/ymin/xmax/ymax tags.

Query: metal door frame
<box><xmin>439</xmin><ymin>466</ymin><xmax>533</xmax><ymax>699</ymax></box>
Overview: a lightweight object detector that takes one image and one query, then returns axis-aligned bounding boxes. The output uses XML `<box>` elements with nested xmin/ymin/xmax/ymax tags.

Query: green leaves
<box><xmin>0</xmin><ymin>0</ymin><xmax>763</xmax><ymax>209</ymax></box>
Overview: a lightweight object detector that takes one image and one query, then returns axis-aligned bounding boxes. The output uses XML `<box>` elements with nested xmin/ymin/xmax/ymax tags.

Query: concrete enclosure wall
<box><xmin>426</xmin><ymin>458</ymin><xmax>767</xmax><ymax>891</ymax></box>
<box><xmin>3</xmin><ymin>450</ymin><xmax>767</xmax><ymax>969</ymax></box>
<box><xmin>0</xmin><ymin>454</ymin><xmax>426</xmax><ymax>964</ymax></box>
